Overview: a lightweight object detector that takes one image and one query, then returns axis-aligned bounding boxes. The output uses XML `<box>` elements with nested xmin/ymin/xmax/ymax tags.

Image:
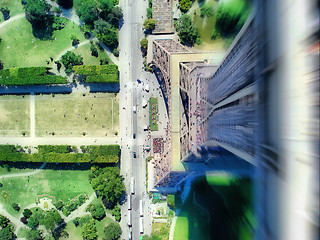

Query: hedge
<box><xmin>0</xmin><ymin>145</ymin><xmax>120</xmax><ymax>163</ymax></box>
<box><xmin>0</xmin><ymin>67</ymin><xmax>68</xmax><ymax>86</ymax></box>
<box><xmin>38</xmin><ymin>145</ymin><xmax>74</xmax><ymax>154</ymax></box>
<box><xmin>73</xmin><ymin>65</ymin><xmax>118</xmax><ymax>75</ymax></box>
<box><xmin>72</xmin><ymin>65</ymin><xmax>119</xmax><ymax>83</ymax></box>
<box><xmin>85</xmin><ymin>74</ymin><xmax>118</xmax><ymax>83</ymax></box>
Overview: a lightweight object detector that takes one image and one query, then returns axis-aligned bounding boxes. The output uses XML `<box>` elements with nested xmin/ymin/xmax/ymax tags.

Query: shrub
<box><xmin>23</xmin><ymin>209</ymin><xmax>32</xmax><ymax>218</ymax></box>
<box><xmin>211</xmin><ymin>29</ymin><xmax>221</xmax><ymax>40</ymax></box>
<box><xmin>12</xmin><ymin>203</ymin><xmax>20</xmax><ymax>212</ymax></box>
<box><xmin>167</xmin><ymin>194</ymin><xmax>175</xmax><ymax>208</ymax></box>
<box><xmin>200</xmin><ymin>4</ymin><xmax>214</xmax><ymax>18</ymax></box>
<box><xmin>112</xmin><ymin>49</ymin><xmax>119</xmax><ymax>57</ymax></box>
<box><xmin>86</xmin><ymin>203</ymin><xmax>105</xmax><ymax>220</ymax></box>
<box><xmin>179</xmin><ymin>0</ymin><xmax>192</xmax><ymax>13</ymax></box>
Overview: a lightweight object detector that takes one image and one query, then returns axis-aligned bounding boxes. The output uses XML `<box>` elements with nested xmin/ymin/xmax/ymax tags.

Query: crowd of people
<box><xmin>153</xmin><ymin>138</ymin><xmax>164</xmax><ymax>153</ymax></box>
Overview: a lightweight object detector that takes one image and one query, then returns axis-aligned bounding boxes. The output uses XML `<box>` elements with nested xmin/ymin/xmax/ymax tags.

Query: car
<box><xmin>137</xmin><ymin>79</ymin><xmax>141</xmax><ymax>83</ymax></box>
<box><xmin>133</xmin><ymin>152</ymin><xmax>136</xmax><ymax>158</ymax></box>
<box><xmin>133</xmin><ymin>133</ymin><xmax>136</xmax><ymax>139</ymax></box>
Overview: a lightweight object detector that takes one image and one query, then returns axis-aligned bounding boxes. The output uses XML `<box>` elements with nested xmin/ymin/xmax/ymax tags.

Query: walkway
<box><xmin>0</xmin><ymin>13</ymin><xmax>24</xmax><ymax>30</ymax></box>
<box><xmin>0</xmin><ymin>136</ymin><xmax>120</xmax><ymax>147</ymax></box>
<box><xmin>30</xmin><ymin>93</ymin><xmax>35</xmax><ymax>138</ymax></box>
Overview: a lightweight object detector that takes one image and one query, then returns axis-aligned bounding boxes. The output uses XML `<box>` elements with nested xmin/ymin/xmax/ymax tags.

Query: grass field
<box><xmin>188</xmin><ymin>0</ymin><xmax>226</xmax><ymax>51</ymax></box>
<box><xmin>0</xmin><ymin>164</ymin><xmax>93</xmax><ymax>217</ymax></box>
<box><xmin>174</xmin><ymin>216</ymin><xmax>189</xmax><ymax>240</ymax></box>
<box><xmin>72</xmin><ymin>42</ymin><xmax>114</xmax><ymax>65</ymax></box>
<box><xmin>150</xmin><ymin>97</ymin><xmax>158</xmax><ymax>131</ymax></box>
<box><xmin>35</xmin><ymin>93</ymin><xmax>119</xmax><ymax>137</ymax></box>
<box><xmin>61</xmin><ymin>214</ymin><xmax>116</xmax><ymax>240</ymax></box>
<box><xmin>0</xmin><ymin>0</ymin><xmax>24</xmax><ymax>21</ymax></box>
<box><xmin>0</xmin><ymin>95</ymin><xmax>30</xmax><ymax>136</ymax></box>
<box><xmin>0</xmin><ymin>17</ymin><xmax>84</xmax><ymax>68</ymax></box>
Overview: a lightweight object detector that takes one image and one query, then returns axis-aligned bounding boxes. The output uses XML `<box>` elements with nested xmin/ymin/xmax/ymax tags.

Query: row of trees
<box><xmin>176</xmin><ymin>14</ymin><xmax>201</xmax><ymax>46</ymax></box>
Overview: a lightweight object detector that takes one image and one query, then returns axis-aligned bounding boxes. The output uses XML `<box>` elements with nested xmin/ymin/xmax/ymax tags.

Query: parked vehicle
<box><xmin>133</xmin><ymin>133</ymin><xmax>136</xmax><ymax>139</ymax></box>
<box><xmin>130</xmin><ymin>177</ymin><xmax>135</xmax><ymax>194</ymax></box>
<box><xmin>128</xmin><ymin>210</ymin><xmax>132</xmax><ymax>226</ymax></box>
<box><xmin>139</xmin><ymin>200</ymin><xmax>143</xmax><ymax>217</ymax></box>
<box><xmin>128</xmin><ymin>194</ymin><xmax>132</xmax><ymax>210</ymax></box>
<box><xmin>139</xmin><ymin>216</ymin><xmax>144</xmax><ymax>234</ymax></box>
<box><xmin>133</xmin><ymin>152</ymin><xmax>136</xmax><ymax>158</ymax></box>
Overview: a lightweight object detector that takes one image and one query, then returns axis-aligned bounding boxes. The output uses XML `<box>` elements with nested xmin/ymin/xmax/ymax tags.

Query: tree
<box><xmin>90</xmin><ymin>167</ymin><xmax>125</xmax><ymax>205</ymax></box>
<box><xmin>103</xmin><ymin>222</ymin><xmax>121</xmax><ymax>240</ymax></box>
<box><xmin>57</xmin><ymin>0</ymin><xmax>73</xmax><ymax>9</ymax></box>
<box><xmin>140</xmin><ymin>38</ymin><xmax>148</xmax><ymax>49</ymax></box>
<box><xmin>23</xmin><ymin>208</ymin><xmax>33</xmax><ymax>218</ymax></box>
<box><xmin>215</xmin><ymin>0</ymin><xmax>249</xmax><ymax>36</ymax></box>
<box><xmin>42</xmin><ymin>209</ymin><xmax>63</xmax><ymax>231</ymax></box>
<box><xmin>143</xmin><ymin>19</ymin><xmax>156</xmax><ymax>31</ymax></box>
<box><xmin>90</xmin><ymin>44</ymin><xmax>98</xmax><ymax>57</ymax></box>
<box><xmin>0</xmin><ymin>215</ymin><xmax>11</xmax><ymax>228</ymax></box>
<box><xmin>111</xmin><ymin>204</ymin><xmax>121</xmax><ymax>222</ymax></box>
<box><xmin>99</xmin><ymin>0</ymin><xmax>114</xmax><ymax>20</ymax></box>
<box><xmin>93</xmin><ymin>19</ymin><xmax>119</xmax><ymax>48</ymax></box>
<box><xmin>147</xmin><ymin>7</ymin><xmax>152</xmax><ymax>19</ymax></box>
<box><xmin>27</xmin><ymin>217</ymin><xmax>39</xmax><ymax>229</ymax></box>
<box><xmin>104</xmin><ymin>31</ymin><xmax>118</xmax><ymax>48</ymax></box>
<box><xmin>70</xmin><ymin>34</ymin><xmax>80</xmax><ymax>46</ymax></box>
<box><xmin>81</xmin><ymin>219</ymin><xmax>97</xmax><ymax>240</ymax></box>
<box><xmin>74</xmin><ymin>0</ymin><xmax>99</xmax><ymax>25</ymax></box>
<box><xmin>211</xmin><ymin>29</ymin><xmax>220</xmax><ymax>40</ymax></box>
<box><xmin>60</xmin><ymin>51</ymin><xmax>83</xmax><ymax>70</ymax></box>
<box><xmin>54</xmin><ymin>200</ymin><xmax>64</xmax><ymax>211</ymax></box>
<box><xmin>166</xmin><ymin>194</ymin><xmax>175</xmax><ymax>208</ymax></box>
<box><xmin>177</xmin><ymin>14</ymin><xmax>200</xmax><ymax>46</ymax></box>
<box><xmin>200</xmin><ymin>4</ymin><xmax>214</xmax><ymax>18</ymax></box>
<box><xmin>0</xmin><ymin>7</ymin><xmax>10</xmax><ymax>20</ymax></box>
<box><xmin>26</xmin><ymin>229</ymin><xmax>43</xmax><ymax>240</ymax></box>
<box><xmin>0</xmin><ymin>60</ymin><xmax>3</xmax><ymax>70</ymax></box>
<box><xmin>23</xmin><ymin>0</ymin><xmax>51</xmax><ymax>23</ymax></box>
<box><xmin>12</xmin><ymin>203</ymin><xmax>20</xmax><ymax>211</ymax></box>
<box><xmin>86</xmin><ymin>203</ymin><xmax>105</xmax><ymax>220</ymax></box>
<box><xmin>20</xmin><ymin>217</ymin><xmax>28</xmax><ymax>224</ymax></box>
<box><xmin>179</xmin><ymin>0</ymin><xmax>192</xmax><ymax>13</ymax></box>
<box><xmin>0</xmin><ymin>227</ymin><xmax>15</xmax><ymax>240</ymax></box>
<box><xmin>107</xmin><ymin>7</ymin><xmax>123</xmax><ymax>28</ymax></box>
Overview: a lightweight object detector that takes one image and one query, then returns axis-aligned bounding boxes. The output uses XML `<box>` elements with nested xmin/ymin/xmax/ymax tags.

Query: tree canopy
<box><xmin>179</xmin><ymin>0</ymin><xmax>193</xmax><ymax>13</ymax></box>
<box><xmin>86</xmin><ymin>203</ymin><xmax>106</xmax><ymax>220</ymax></box>
<box><xmin>26</xmin><ymin>229</ymin><xmax>43</xmax><ymax>240</ymax></box>
<box><xmin>74</xmin><ymin>0</ymin><xmax>99</xmax><ymax>25</ymax></box>
<box><xmin>89</xmin><ymin>167</ymin><xmax>125</xmax><ymax>205</ymax></box>
<box><xmin>103</xmin><ymin>222</ymin><xmax>122</xmax><ymax>240</ymax></box>
<box><xmin>93</xmin><ymin>19</ymin><xmax>118</xmax><ymax>48</ymax></box>
<box><xmin>177</xmin><ymin>14</ymin><xmax>200</xmax><ymax>46</ymax></box>
<box><xmin>143</xmin><ymin>19</ymin><xmax>157</xmax><ymax>31</ymax></box>
<box><xmin>60</xmin><ymin>51</ymin><xmax>83</xmax><ymax>71</ymax></box>
<box><xmin>81</xmin><ymin>219</ymin><xmax>98</xmax><ymax>240</ymax></box>
<box><xmin>23</xmin><ymin>0</ymin><xmax>51</xmax><ymax>23</ymax></box>
<box><xmin>140</xmin><ymin>38</ymin><xmax>148</xmax><ymax>49</ymax></box>
<box><xmin>215</xmin><ymin>0</ymin><xmax>250</xmax><ymax>36</ymax></box>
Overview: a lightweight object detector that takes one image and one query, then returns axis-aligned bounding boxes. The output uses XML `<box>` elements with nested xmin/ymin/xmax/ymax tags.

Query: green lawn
<box><xmin>0</xmin><ymin>165</ymin><xmax>93</xmax><ymax>217</ymax></box>
<box><xmin>61</xmin><ymin>215</ymin><xmax>117</xmax><ymax>240</ymax></box>
<box><xmin>174</xmin><ymin>216</ymin><xmax>189</xmax><ymax>240</ymax></box>
<box><xmin>35</xmin><ymin>93</ymin><xmax>119</xmax><ymax>137</ymax></box>
<box><xmin>0</xmin><ymin>95</ymin><xmax>30</xmax><ymax>136</ymax></box>
<box><xmin>72</xmin><ymin>42</ymin><xmax>114</xmax><ymax>65</ymax></box>
<box><xmin>149</xmin><ymin>97</ymin><xmax>158</xmax><ymax>131</ymax></box>
<box><xmin>187</xmin><ymin>0</ymin><xmax>226</xmax><ymax>51</ymax></box>
<box><xmin>0</xmin><ymin>17</ymin><xmax>85</xmax><ymax>68</ymax></box>
<box><xmin>206</xmin><ymin>173</ymin><xmax>235</xmax><ymax>186</ymax></box>
<box><xmin>0</xmin><ymin>0</ymin><xmax>24</xmax><ymax>21</ymax></box>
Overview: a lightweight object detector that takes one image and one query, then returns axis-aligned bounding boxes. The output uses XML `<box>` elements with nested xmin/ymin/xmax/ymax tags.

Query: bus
<box><xmin>139</xmin><ymin>200</ymin><xmax>143</xmax><ymax>217</ymax></box>
<box><xmin>128</xmin><ymin>210</ymin><xmax>132</xmax><ymax>227</ymax></box>
<box><xmin>128</xmin><ymin>194</ymin><xmax>132</xmax><ymax>210</ymax></box>
<box><xmin>139</xmin><ymin>216</ymin><xmax>144</xmax><ymax>234</ymax></box>
<box><xmin>130</xmin><ymin>177</ymin><xmax>135</xmax><ymax>194</ymax></box>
